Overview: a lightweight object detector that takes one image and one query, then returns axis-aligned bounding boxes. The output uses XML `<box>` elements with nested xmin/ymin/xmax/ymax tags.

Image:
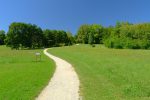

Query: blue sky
<box><xmin>0</xmin><ymin>0</ymin><xmax>150</xmax><ymax>34</ymax></box>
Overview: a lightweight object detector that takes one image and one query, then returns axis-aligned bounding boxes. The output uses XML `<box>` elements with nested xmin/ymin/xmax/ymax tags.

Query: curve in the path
<box><xmin>36</xmin><ymin>49</ymin><xmax>80</xmax><ymax>100</ymax></box>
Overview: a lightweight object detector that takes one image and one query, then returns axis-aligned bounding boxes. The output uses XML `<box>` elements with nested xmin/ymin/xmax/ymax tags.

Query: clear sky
<box><xmin>0</xmin><ymin>0</ymin><xmax>150</xmax><ymax>34</ymax></box>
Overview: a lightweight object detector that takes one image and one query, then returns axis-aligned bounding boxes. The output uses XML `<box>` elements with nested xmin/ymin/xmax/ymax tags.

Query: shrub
<box><xmin>91</xmin><ymin>44</ymin><xmax>96</xmax><ymax>47</ymax></box>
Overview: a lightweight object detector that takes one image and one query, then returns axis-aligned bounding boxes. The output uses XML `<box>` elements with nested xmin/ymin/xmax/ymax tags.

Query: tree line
<box><xmin>103</xmin><ymin>22</ymin><xmax>150</xmax><ymax>49</ymax></box>
<box><xmin>76</xmin><ymin>22</ymin><xmax>150</xmax><ymax>49</ymax></box>
<box><xmin>1</xmin><ymin>22</ymin><xmax>150</xmax><ymax>49</ymax></box>
<box><xmin>0</xmin><ymin>22</ymin><xmax>74</xmax><ymax>49</ymax></box>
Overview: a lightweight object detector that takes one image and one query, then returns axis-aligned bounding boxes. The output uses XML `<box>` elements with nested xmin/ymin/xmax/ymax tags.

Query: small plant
<box><xmin>92</xmin><ymin>44</ymin><xmax>95</xmax><ymax>47</ymax></box>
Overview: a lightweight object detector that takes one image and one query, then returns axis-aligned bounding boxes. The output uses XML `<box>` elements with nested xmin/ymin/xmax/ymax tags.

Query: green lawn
<box><xmin>48</xmin><ymin>44</ymin><xmax>150</xmax><ymax>100</ymax></box>
<box><xmin>0</xmin><ymin>46</ymin><xmax>55</xmax><ymax>100</ymax></box>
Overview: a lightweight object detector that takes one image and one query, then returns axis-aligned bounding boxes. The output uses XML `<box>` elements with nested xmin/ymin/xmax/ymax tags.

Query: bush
<box><xmin>139</xmin><ymin>40</ymin><xmax>150</xmax><ymax>49</ymax></box>
<box><xmin>113</xmin><ymin>38</ymin><xmax>125</xmax><ymax>49</ymax></box>
<box><xmin>104</xmin><ymin>36</ymin><xmax>150</xmax><ymax>49</ymax></box>
<box><xmin>91</xmin><ymin>44</ymin><xmax>96</xmax><ymax>47</ymax></box>
<box><xmin>103</xmin><ymin>23</ymin><xmax>150</xmax><ymax>49</ymax></box>
<box><xmin>103</xmin><ymin>38</ymin><xmax>114</xmax><ymax>48</ymax></box>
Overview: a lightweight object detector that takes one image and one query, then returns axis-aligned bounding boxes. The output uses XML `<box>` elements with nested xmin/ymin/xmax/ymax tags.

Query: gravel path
<box><xmin>36</xmin><ymin>49</ymin><xmax>80</xmax><ymax>100</ymax></box>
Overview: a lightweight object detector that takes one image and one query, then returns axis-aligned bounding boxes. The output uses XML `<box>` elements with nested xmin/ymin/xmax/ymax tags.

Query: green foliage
<box><xmin>43</xmin><ymin>29</ymin><xmax>55</xmax><ymax>47</ymax></box>
<box><xmin>0</xmin><ymin>30</ymin><xmax>5</xmax><ymax>45</ymax></box>
<box><xmin>76</xmin><ymin>24</ymin><xmax>103</xmax><ymax>44</ymax></box>
<box><xmin>66</xmin><ymin>31</ymin><xmax>75</xmax><ymax>45</ymax></box>
<box><xmin>76</xmin><ymin>22</ymin><xmax>150</xmax><ymax>49</ymax></box>
<box><xmin>103</xmin><ymin>22</ymin><xmax>150</xmax><ymax>49</ymax></box>
<box><xmin>6</xmin><ymin>22</ymin><xmax>43</xmax><ymax>49</ymax></box>
<box><xmin>5</xmin><ymin>22</ymin><xmax>74</xmax><ymax>49</ymax></box>
<box><xmin>43</xmin><ymin>29</ymin><xmax>73</xmax><ymax>47</ymax></box>
<box><xmin>3</xmin><ymin>21</ymin><xmax>150</xmax><ymax>49</ymax></box>
<box><xmin>88</xmin><ymin>32</ymin><xmax>94</xmax><ymax>45</ymax></box>
<box><xmin>76</xmin><ymin>24</ymin><xmax>89</xmax><ymax>43</ymax></box>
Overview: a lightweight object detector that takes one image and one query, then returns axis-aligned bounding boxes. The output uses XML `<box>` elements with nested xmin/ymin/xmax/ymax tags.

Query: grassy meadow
<box><xmin>48</xmin><ymin>44</ymin><xmax>150</xmax><ymax>100</ymax></box>
<box><xmin>0</xmin><ymin>46</ymin><xmax>55</xmax><ymax>100</ymax></box>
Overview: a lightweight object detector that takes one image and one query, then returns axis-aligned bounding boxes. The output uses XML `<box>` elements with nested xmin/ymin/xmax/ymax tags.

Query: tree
<box><xmin>76</xmin><ymin>24</ymin><xmax>104</xmax><ymax>44</ymax></box>
<box><xmin>66</xmin><ymin>31</ymin><xmax>75</xmax><ymax>45</ymax></box>
<box><xmin>43</xmin><ymin>29</ymin><xmax>71</xmax><ymax>47</ymax></box>
<box><xmin>88</xmin><ymin>32</ymin><xmax>94</xmax><ymax>45</ymax></box>
<box><xmin>29</xmin><ymin>24</ymin><xmax>43</xmax><ymax>48</ymax></box>
<box><xmin>43</xmin><ymin>29</ymin><xmax>55</xmax><ymax>47</ymax></box>
<box><xmin>90</xmin><ymin>24</ymin><xmax>103</xmax><ymax>44</ymax></box>
<box><xmin>103</xmin><ymin>22</ymin><xmax>150</xmax><ymax>49</ymax></box>
<box><xmin>6</xmin><ymin>22</ymin><xmax>44</xmax><ymax>49</ymax></box>
<box><xmin>76</xmin><ymin>24</ymin><xmax>90</xmax><ymax>43</ymax></box>
<box><xmin>6</xmin><ymin>23</ymin><xmax>25</xmax><ymax>49</ymax></box>
<box><xmin>0</xmin><ymin>30</ymin><xmax>5</xmax><ymax>45</ymax></box>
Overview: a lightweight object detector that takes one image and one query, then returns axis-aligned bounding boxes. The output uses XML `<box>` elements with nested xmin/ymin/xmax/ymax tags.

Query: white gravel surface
<box><xmin>36</xmin><ymin>49</ymin><xmax>80</xmax><ymax>100</ymax></box>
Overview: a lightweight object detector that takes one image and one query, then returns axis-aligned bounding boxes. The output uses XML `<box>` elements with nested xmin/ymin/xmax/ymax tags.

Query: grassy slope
<box><xmin>0</xmin><ymin>46</ymin><xmax>55</xmax><ymax>100</ymax></box>
<box><xmin>48</xmin><ymin>45</ymin><xmax>150</xmax><ymax>100</ymax></box>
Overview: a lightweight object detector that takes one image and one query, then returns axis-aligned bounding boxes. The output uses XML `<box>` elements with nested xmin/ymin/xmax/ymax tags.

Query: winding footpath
<box><xmin>36</xmin><ymin>49</ymin><xmax>80</xmax><ymax>100</ymax></box>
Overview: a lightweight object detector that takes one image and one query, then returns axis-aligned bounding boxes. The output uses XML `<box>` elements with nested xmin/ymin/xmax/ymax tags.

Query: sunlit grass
<box><xmin>48</xmin><ymin>44</ymin><xmax>150</xmax><ymax>100</ymax></box>
<box><xmin>0</xmin><ymin>46</ymin><xmax>55</xmax><ymax>100</ymax></box>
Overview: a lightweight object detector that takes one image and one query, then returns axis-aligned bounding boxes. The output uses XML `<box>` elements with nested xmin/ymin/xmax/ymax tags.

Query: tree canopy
<box><xmin>5</xmin><ymin>22</ymin><xmax>43</xmax><ymax>49</ymax></box>
<box><xmin>103</xmin><ymin>22</ymin><xmax>150</xmax><ymax>49</ymax></box>
<box><xmin>5</xmin><ymin>22</ymin><xmax>74</xmax><ymax>49</ymax></box>
<box><xmin>76</xmin><ymin>24</ymin><xmax>103</xmax><ymax>44</ymax></box>
<box><xmin>75</xmin><ymin>22</ymin><xmax>150</xmax><ymax>49</ymax></box>
<box><xmin>0</xmin><ymin>30</ymin><xmax>5</xmax><ymax>45</ymax></box>
<box><xmin>43</xmin><ymin>29</ymin><xmax>71</xmax><ymax>47</ymax></box>
<box><xmin>2</xmin><ymin>21</ymin><xmax>150</xmax><ymax>49</ymax></box>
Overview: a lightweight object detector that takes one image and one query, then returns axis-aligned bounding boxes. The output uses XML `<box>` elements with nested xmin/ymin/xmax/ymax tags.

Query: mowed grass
<box><xmin>48</xmin><ymin>44</ymin><xmax>150</xmax><ymax>100</ymax></box>
<box><xmin>0</xmin><ymin>46</ymin><xmax>55</xmax><ymax>100</ymax></box>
